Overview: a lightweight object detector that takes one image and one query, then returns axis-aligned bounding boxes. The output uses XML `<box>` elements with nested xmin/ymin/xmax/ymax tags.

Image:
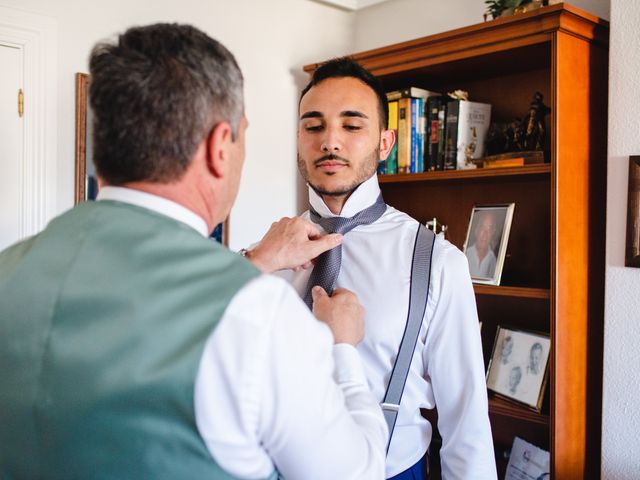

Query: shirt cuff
<box><xmin>332</xmin><ymin>343</ymin><xmax>368</xmax><ymax>386</ymax></box>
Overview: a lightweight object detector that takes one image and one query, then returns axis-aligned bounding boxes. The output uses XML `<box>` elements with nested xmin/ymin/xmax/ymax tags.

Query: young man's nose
<box><xmin>320</xmin><ymin>129</ymin><xmax>342</xmax><ymax>152</ymax></box>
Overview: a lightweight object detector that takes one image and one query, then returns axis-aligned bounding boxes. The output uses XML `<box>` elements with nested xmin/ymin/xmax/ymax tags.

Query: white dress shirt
<box><xmin>277</xmin><ymin>176</ymin><xmax>497</xmax><ymax>479</ymax></box>
<box><xmin>465</xmin><ymin>244</ymin><xmax>497</xmax><ymax>279</ymax></box>
<box><xmin>97</xmin><ymin>186</ymin><xmax>388</xmax><ymax>480</ymax></box>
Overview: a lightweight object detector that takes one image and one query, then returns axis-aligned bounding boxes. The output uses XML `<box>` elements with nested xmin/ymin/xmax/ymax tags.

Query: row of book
<box><xmin>378</xmin><ymin>87</ymin><xmax>492</xmax><ymax>175</ymax></box>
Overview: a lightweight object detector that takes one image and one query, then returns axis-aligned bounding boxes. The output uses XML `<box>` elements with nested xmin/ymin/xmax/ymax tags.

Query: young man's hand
<box><xmin>311</xmin><ymin>287</ymin><xmax>364</xmax><ymax>346</ymax></box>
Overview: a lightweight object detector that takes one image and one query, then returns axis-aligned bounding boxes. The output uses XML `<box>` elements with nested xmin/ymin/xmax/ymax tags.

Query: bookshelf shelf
<box><xmin>473</xmin><ymin>284</ymin><xmax>550</xmax><ymax>300</ymax></box>
<box><xmin>378</xmin><ymin>163</ymin><xmax>551</xmax><ymax>184</ymax></box>
<box><xmin>306</xmin><ymin>4</ymin><xmax>607</xmax><ymax>479</ymax></box>
<box><xmin>489</xmin><ymin>397</ymin><xmax>550</xmax><ymax>426</ymax></box>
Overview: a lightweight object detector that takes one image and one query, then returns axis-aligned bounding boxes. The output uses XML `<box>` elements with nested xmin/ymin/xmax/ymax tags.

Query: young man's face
<box><xmin>297</xmin><ymin>77</ymin><xmax>393</xmax><ymax>200</ymax></box>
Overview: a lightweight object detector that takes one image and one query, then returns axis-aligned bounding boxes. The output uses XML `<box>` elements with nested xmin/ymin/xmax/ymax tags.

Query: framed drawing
<box><xmin>626</xmin><ymin>156</ymin><xmax>640</xmax><ymax>267</ymax></box>
<box><xmin>463</xmin><ymin>203</ymin><xmax>515</xmax><ymax>285</ymax></box>
<box><xmin>486</xmin><ymin>326</ymin><xmax>550</xmax><ymax>411</ymax></box>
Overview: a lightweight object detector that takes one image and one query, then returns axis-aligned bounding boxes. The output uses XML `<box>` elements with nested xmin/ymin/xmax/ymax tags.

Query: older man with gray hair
<box><xmin>0</xmin><ymin>23</ymin><xmax>387</xmax><ymax>480</ymax></box>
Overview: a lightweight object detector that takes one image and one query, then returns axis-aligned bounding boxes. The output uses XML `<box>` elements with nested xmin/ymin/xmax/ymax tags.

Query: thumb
<box><xmin>311</xmin><ymin>286</ymin><xmax>328</xmax><ymax>304</ymax></box>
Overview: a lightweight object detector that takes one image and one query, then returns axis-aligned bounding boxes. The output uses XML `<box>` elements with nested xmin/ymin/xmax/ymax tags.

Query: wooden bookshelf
<box><xmin>474</xmin><ymin>285</ymin><xmax>550</xmax><ymax>299</ymax></box>
<box><xmin>489</xmin><ymin>397</ymin><xmax>550</xmax><ymax>426</ymax></box>
<box><xmin>306</xmin><ymin>3</ymin><xmax>608</xmax><ymax>479</ymax></box>
<box><xmin>378</xmin><ymin>163</ymin><xmax>551</xmax><ymax>184</ymax></box>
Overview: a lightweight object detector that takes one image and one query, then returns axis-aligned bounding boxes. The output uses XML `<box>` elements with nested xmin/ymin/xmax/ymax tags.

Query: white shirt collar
<box><xmin>96</xmin><ymin>186</ymin><xmax>209</xmax><ymax>237</ymax></box>
<box><xmin>308</xmin><ymin>175</ymin><xmax>381</xmax><ymax>218</ymax></box>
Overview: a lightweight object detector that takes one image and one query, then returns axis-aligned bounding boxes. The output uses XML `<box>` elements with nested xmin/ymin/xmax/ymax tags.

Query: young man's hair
<box><xmin>89</xmin><ymin>23</ymin><xmax>244</xmax><ymax>185</ymax></box>
<box><xmin>300</xmin><ymin>57</ymin><xmax>388</xmax><ymax>130</ymax></box>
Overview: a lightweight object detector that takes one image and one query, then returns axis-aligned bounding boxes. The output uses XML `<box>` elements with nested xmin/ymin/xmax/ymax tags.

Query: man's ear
<box><xmin>379</xmin><ymin>128</ymin><xmax>396</xmax><ymax>160</ymax></box>
<box><xmin>205</xmin><ymin>122</ymin><xmax>233</xmax><ymax>178</ymax></box>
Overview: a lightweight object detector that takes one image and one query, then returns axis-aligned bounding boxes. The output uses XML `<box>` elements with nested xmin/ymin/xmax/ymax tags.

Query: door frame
<box><xmin>0</xmin><ymin>6</ymin><xmax>57</xmax><ymax>238</ymax></box>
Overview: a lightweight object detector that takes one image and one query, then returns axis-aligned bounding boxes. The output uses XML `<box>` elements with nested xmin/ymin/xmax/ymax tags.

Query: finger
<box><xmin>302</xmin><ymin>220</ymin><xmax>324</xmax><ymax>240</ymax></box>
<box><xmin>301</xmin><ymin>261</ymin><xmax>313</xmax><ymax>269</ymax></box>
<box><xmin>311</xmin><ymin>285</ymin><xmax>328</xmax><ymax>303</ymax></box>
<box><xmin>307</xmin><ymin>234</ymin><xmax>343</xmax><ymax>258</ymax></box>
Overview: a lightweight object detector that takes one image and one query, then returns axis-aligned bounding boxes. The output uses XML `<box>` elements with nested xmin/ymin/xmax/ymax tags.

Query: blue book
<box><xmin>410</xmin><ymin>97</ymin><xmax>419</xmax><ymax>173</ymax></box>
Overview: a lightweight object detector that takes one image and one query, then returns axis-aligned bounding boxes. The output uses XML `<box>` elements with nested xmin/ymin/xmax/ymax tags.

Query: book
<box><xmin>397</xmin><ymin>97</ymin><xmax>412</xmax><ymax>174</ymax></box>
<box><xmin>443</xmin><ymin>100</ymin><xmax>492</xmax><ymax>170</ymax></box>
<box><xmin>410</xmin><ymin>97</ymin><xmax>419</xmax><ymax>173</ymax></box>
<box><xmin>417</xmin><ymin>98</ymin><xmax>426</xmax><ymax>172</ymax></box>
<box><xmin>483</xmin><ymin>157</ymin><xmax>524</xmax><ymax>168</ymax></box>
<box><xmin>385</xmin><ymin>100</ymin><xmax>399</xmax><ymax>174</ymax></box>
<box><xmin>426</xmin><ymin>96</ymin><xmax>447</xmax><ymax>171</ymax></box>
<box><xmin>476</xmin><ymin>151</ymin><xmax>545</xmax><ymax>169</ymax></box>
<box><xmin>386</xmin><ymin>86</ymin><xmax>440</xmax><ymax>101</ymax></box>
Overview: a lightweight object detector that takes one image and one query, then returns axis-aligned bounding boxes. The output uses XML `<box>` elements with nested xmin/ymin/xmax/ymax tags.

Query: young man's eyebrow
<box><xmin>300</xmin><ymin>111</ymin><xmax>323</xmax><ymax>120</ymax></box>
<box><xmin>300</xmin><ymin>110</ymin><xmax>370</xmax><ymax>120</ymax></box>
<box><xmin>341</xmin><ymin>110</ymin><xmax>369</xmax><ymax>119</ymax></box>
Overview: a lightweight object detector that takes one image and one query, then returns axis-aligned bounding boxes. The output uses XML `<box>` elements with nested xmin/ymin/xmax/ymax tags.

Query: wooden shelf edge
<box><xmin>378</xmin><ymin>164</ymin><xmax>551</xmax><ymax>184</ymax></box>
<box><xmin>489</xmin><ymin>397</ymin><xmax>550</xmax><ymax>426</ymax></box>
<box><xmin>473</xmin><ymin>284</ymin><xmax>550</xmax><ymax>299</ymax></box>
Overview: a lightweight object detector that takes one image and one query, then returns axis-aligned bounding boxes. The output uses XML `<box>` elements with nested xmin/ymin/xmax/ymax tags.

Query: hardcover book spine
<box><xmin>386</xmin><ymin>100</ymin><xmax>399</xmax><ymax>174</ymax></box>
<box><xmin>418</xmin><ymin>98</ymin><xmax>426</xmax><ymax>173</ymax></box>
<box><xmin>455</xmin><ymin>101</ymin><xmax>492</xmax><ymax>169</ymax></box>
<box><xmin>410</xmin><ymin>97</ymin><xmax>419</xmax><ymax>173</ymax></box>
<box><xmin>436</xmin><ymin>100</ymin><xmax>447</xmax><ymax>170</ymax></box>
<box><xmin>397</xmin><ymin>97</ymin><xmax>411</xmax><ymax>174</ymax></box>
<box><xmin>426</xmin><ymin>96</ymin><xmax>440</xmax><ymax>171</ymax></box>
<box><xmin>444</xmin><ymin>100</ymin><xmax>459</xmax><ymax>170</ymax></box>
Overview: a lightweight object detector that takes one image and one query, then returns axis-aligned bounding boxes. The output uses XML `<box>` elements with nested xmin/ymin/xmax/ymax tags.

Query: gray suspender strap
<box><xmin>381</xmin><ymin>224</ymin><xmax>435</xmax><ymax>453</ymax></box>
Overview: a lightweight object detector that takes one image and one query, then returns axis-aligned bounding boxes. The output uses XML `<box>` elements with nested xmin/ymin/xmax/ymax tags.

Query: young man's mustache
<box><xmin>314</xmin><ymin>154</ymin><xmax>349</xmax><ymax>165</ymax></box>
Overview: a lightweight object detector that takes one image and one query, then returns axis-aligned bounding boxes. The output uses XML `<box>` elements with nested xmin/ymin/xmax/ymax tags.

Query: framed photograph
<box><xmin>486</xmin><ymin>326</ymin><xmax>550</xmax><ymax>411</ymax></box>
<box><xmin>463</xmin><ymin>203</ymin><xmax>515</xmax><ymax>285</ymax></box>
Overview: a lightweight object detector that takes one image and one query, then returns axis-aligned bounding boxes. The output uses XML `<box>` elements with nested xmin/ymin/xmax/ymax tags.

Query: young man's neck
<box><xmin>321</xmin><ymin>194</ymin><xmax>350</xmax><ymax>215</ymax></box>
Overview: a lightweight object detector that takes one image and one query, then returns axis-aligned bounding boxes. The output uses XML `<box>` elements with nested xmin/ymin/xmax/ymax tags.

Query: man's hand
<box><xmin>311</xmin><ymin>287</ymin><xmax>365</xmax><ymax>346</ymax></box>
<box><xmin>248</xmin><ymin>217</ymin><xmax>342</xmax><ymax>273</ymax></box>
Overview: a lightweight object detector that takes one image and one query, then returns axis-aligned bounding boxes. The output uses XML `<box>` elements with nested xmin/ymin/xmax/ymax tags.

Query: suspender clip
<box><xmin>380</xmin><ymin>402</ymin><xmax>400</xmax><ymax>413</ymax></box>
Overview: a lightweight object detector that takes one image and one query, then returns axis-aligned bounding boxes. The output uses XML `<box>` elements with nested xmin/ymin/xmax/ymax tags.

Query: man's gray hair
<box><xmin>89</xmin><ymin>23</ymin><xmax>244</xmax><ymax>184</ymax></box>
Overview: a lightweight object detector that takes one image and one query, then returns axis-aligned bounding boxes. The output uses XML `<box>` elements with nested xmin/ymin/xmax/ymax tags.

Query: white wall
<box><xmin>353</xmin><ymin>0</ymin><xmax>610</xmax><ymax>52</ymax></box>
<box><xmin>602</xmin><ymin>0</ymin><xmax>640</xmax><ymax>477</ymax></box>
<box><xmin>0</xmin><ymin>0</ymin><xmax>354</xmax><ymax>249</ymax></box>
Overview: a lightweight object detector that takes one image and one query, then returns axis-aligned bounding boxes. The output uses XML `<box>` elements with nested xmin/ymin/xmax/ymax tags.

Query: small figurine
<box><xmin>448</xmin><ymin>89</ymin><xmax>469</xmax><ymax>101</ymax></box>
<box><xmin>521</xmin><ymin>91</ymin><xmax>550</xmax><ymax>151</ymax></box>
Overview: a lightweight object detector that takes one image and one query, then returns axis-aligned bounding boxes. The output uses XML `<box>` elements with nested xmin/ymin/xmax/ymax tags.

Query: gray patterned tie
<box><xmin>303</xmin><ymin>193</ymin><xmax>387</xmax><ymax>309</ymax></box>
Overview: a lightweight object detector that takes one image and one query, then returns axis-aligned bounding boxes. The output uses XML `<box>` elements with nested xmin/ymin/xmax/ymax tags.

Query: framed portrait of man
<box><xmin>463</xmin><ymin>203</ymin><xmax>515</xmax><ymax>285</ymax></box>
<box><xmin>486</xmin><ymin>326</ymin><xmax>550</xmax><ymax>411</ymax></box>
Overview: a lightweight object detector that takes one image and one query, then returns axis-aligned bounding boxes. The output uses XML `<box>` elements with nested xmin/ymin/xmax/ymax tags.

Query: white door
<box><xmin>0</xmin><ymin>42</ymin><xmax>24</xmax><ymax>250</ymax></box>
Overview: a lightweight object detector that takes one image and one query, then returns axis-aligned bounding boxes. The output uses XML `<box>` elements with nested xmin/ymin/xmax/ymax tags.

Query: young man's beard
<box><xmin>297</xmin><ymin>146</ymin><xmax>380</xmax><ymax>198</ymax></box>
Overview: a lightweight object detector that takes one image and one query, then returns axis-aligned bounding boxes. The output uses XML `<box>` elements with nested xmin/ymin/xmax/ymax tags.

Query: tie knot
<box><xmin>309</xmin><ymin>193</ymin><xmax>387</xmax><ymax>236</ymax></box>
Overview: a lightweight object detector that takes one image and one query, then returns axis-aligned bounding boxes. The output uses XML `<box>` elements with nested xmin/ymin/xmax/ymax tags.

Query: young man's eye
<box><xmin>304</xmin><ymin>125</ymin><xmax>323</xmax><ymax>132</ymax></box>
<box><xmin>344</xmin><ymin>124</ymin><xmax>362</xmax><ymax>131</ymax></box>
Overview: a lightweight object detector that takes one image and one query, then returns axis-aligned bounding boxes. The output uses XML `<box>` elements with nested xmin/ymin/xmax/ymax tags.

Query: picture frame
<box><xmin>463</xmin><ymin>203</ymin><xmax>515</xmax><ymax>285</ymax></box>
<box><xmin>626</xmin><ymin>156</ymin><xmax>640</xmax><ymax>268</ymax></box>
<box><xmin>486</xmin><ymin>326</ymin><xmax>550</xmax><ymax>411</ymax></box>
<box><xmin>74</xmin><ymin>72</ymin><xmax>97</xmax><ymax>203</ymax></box>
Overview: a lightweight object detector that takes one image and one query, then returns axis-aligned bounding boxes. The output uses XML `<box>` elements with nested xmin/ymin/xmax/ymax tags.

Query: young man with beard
<box><xmin>250</xmin><ymin>58</ymin><xmax>497</xmax><ymax>479</ymax></box>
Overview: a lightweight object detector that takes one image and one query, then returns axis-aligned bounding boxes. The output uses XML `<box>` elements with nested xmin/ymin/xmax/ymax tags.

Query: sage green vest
<box><xmin>0</xmin><ymin>201</ymin><xmax>266</xmax><ymax>480</ymax></box>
